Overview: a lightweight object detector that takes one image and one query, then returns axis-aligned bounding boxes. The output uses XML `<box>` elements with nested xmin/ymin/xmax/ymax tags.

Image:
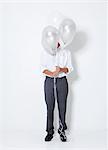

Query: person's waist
<box><xmin>46</xmin><ymin>76</ymin><xmax>66</xmax><ymax>79</ymax></box>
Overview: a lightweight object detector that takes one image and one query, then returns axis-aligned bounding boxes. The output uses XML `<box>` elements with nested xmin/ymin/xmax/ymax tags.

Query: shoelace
<box><xmin>59</xmin><ymin>129</ymin><xmax>67</xmax><ymax>139</ymax></box>
<box><xmin>59</xmin><ymin>120</ymin><xmax>67</xmax><ymax>139</ymax></box>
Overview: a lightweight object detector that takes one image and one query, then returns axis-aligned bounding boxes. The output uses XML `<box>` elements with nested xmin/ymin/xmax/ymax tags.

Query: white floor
<box><xmin>0</xmin><ymin>130</ymin><xmax>107</xmax><ymax>150</ymax></box>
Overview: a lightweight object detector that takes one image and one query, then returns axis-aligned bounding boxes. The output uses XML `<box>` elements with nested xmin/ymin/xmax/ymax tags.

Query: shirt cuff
<box><xmin>67</xmin><ymin>66</ymin><xmax>74</xmax><ymax>75</ymax></box>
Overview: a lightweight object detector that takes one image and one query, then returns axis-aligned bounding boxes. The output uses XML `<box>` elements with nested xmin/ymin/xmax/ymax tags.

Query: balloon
<box><xmin>48</xmin><ymin>11</ymin><xmax>65</xmax><ymax>29</ymax></box>
<box><xmin>59</xmin><ymin>18</ymin><xmax>76</xmax><ymax>48</ymax></box>
<box><xmin>41</xmin><ymin>26</ymin><xmax>60</xmax><ymax>55</ymax></box>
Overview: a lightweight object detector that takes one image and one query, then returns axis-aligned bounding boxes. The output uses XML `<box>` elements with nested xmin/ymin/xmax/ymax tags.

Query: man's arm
<box><xmin>43</xmin><ymin>67</ymin><xmax>60</xmax><ymax>77</ymax></box>
<box><xmin>43</xmin><ymin>70</ymin><xmax>53</xmax><ymax>77</ymax></box>
<box><xmin>43</xmin><ymin>67</ymin><xmax>68</xmax><ymax>77</ymax></box>
<box><xmin>60</xmin><ymin>67</ymin><xmax>69</xmax><ymax>74</ymax></box>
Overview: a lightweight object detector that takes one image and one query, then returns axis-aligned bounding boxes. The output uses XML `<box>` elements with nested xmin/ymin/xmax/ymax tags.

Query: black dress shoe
<box><xmin>58</xmin><ymin>129</ymin><xmax>67</xmax><ymax>142</ymax></box>
<box><xmin>45</xmin><ymin>133</ymin><xmax>53</xmax><ymax>141</ymax></box>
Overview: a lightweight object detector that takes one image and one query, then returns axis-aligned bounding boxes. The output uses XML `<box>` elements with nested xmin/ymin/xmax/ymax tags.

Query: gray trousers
<box><xmin>44</xmin><ymin>76</ymin><xmax>68</xmax><ymax>134</ymax></box>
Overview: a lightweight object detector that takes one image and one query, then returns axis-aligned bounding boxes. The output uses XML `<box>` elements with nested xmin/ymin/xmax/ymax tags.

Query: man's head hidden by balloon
<box><xmin>41</xmin><ymin>18</ymin><xmax>76</xmax><ymax>55</ymax></box>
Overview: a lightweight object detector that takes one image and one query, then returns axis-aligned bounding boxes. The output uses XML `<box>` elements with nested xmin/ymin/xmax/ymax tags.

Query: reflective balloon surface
<box><xmin>59</xmin><ymin>18</ymin><xmax>76</xmax><ymax>47</ymax></box>
<box><xmin>42</xmin><ymin>26</ymin><xmax>60</xmax><ymax>55</ymax></box>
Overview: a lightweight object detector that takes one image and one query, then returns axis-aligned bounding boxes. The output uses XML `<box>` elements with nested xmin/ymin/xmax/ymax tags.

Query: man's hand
<box><xmin>43</xmin><ymin>67</ymin><xmax>60</xmax><ymax>77</ymax></box>
<box><xmin>52</xmin><ymin>66</ymin><xmax>60</xmax><ymax>77</ymax></box>
<box><xmin>60</xmin><ymin>67</ymin><xmax>69</xmax><ymax>73</ymax></box>
<box><xmin>52</xmin><ymin>66</ymin><xmax>69</xmax><ymax>77</ymax></box>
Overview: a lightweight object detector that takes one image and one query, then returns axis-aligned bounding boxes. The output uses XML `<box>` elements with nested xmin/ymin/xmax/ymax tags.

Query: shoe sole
<box><xmin>45</xmin><ymin>135</ymin><xmax>53</xmax><ymax>142</ymax></box>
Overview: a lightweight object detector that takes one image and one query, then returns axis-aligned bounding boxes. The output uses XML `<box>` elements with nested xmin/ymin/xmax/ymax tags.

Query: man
<box><xmin>41</xmin><ymin>45</ymin><xmax>73</xmax><ymax>142</ymax></box>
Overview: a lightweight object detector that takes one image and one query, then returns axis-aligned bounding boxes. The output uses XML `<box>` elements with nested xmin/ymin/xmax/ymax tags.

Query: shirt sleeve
<box><xmin>66</xmin><ymin>50</ymin><xmax>74</xmax><ymax>75</ymax></box>
<box><xmin>40</xmin><ymin>51</ymin><xmax>48</xmax><ymax>74</ymax></box>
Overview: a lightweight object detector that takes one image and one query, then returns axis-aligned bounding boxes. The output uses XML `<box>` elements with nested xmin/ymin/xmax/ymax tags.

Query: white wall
<box><xmin>0</xmin><ymin>2</ymin><xmax>107</xmax><ymax>132</ymax></box>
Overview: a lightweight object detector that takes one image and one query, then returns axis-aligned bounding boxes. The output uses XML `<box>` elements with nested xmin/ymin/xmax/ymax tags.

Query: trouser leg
<box><xmin>56</xmin><ymin>77</ymin><xmax>68</xmax><ymax>131</ymax></box>
<box><xmin>44</xmin><ymin>77</ymin><xmax>55</xmax><ymax>134</ymax></box>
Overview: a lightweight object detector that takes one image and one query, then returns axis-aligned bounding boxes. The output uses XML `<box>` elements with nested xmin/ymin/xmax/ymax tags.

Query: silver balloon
<box><xmin>59</xmin><ymin>18</ymin><xmax>76</xmax><ymax>47</ymax></box>
<box><xmin>41</xmin><ymin>26</ymin><xmax>60</xmax><ymax>55</ymax></box>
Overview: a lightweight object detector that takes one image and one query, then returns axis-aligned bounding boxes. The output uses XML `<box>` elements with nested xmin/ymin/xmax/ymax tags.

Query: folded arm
<box><xmin>43</xmin><ymin>67</ymin><xmax>60</xmax><ymax>77</ymax></box>
<box><xmin>43</xmin><ymin>66</ymin><xmax>69</xmax><ymax>77</ymax></box>
<box><xmin>59</xmin><ymin>67</ymin><xmax>69</xmax><ymax>74</ymax></box>
<box><xmin>43</xmin><ymin>69</ymin><xmax>54</xmax><ymax>77</ymax></box>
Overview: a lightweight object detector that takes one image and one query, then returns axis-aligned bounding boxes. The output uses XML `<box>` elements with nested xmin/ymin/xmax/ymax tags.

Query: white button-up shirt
<box><xmin>40</xmin><ymin>49</ymin><xmax>73</xmax><ymax>78</ymax></box>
